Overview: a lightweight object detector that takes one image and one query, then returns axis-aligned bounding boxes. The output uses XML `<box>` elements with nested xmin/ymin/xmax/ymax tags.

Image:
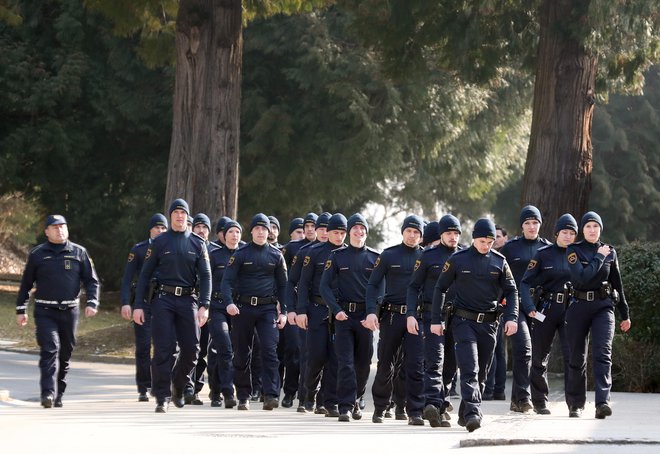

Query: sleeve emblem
<box><xmin>527</xmin><ymin>259</ymin><xmax>537</xmax><ymax>270</ymax></box>
<box><xmin>442</xmin><ymin>261</ymin><xmax>450</xmax><ymax>273</ymax></box>
<box><xmin>303</xmin><ymin>256</ymin><xmax>311</xmax><ymax>267</ymax></box>
<box><xmin>127</xmin><ymin>252</ymin><xmax>135</xmax><ymax>263</ymax></box>
<box><xmin>324</xmin><ymin>259</ymin><xmax>332</xmax><ymax>271</ymax></box>
<box><xmin>414</xmin><ymin>259</ymin><xmax>421</xmax><ymax>272</ymax></box>
<box><xmin>567</xmin><ymin>252</ymin><xmax>577</xmax><ymax>265</ymax></box>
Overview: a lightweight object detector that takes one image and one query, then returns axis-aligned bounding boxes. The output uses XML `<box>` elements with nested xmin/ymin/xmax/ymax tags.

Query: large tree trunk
<box><xmin>521</xmin><ymin>0</ymin><xmax>596</xmax><ymax>238</ymax></box>
<box><xmin>164</xmin><ymin>0</ymin><xmax>242</xmax><ymax>220</ymax></box>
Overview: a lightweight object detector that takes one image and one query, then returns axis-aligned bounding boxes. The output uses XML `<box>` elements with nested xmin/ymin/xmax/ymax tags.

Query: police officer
<box><xmin>565</xmin><ymin>212</ymin><xmax>631</xmax><ymax>418</ymax></box>
<box><xmin>519</xmin><ymin>214</ymin><xmax>577</xmax><ymax>414</ymax></box>
<box><xmin>406</xmin><ymin>214</ymin><xmax>462</xmax><ymax>428</ymax></box>
<box><xmin>500</xmin><ymin>205</ymin><xmax>551</xmax><ymax>412</ymax></box>
<box><xmin>282</xmin><ymin>212</ymin><xmax>318</xmax><ymax>266</ymax></box>
<box><xmin>207</xmin><ymin>219</ymin><xmax>242</xmax><ymax>408</ymax></box>
<box><xmin>320</xmin><ymin>213</ymin><xmax>380</xmax><ymax>422</ymax></box>
<box><xmin>133</xmin><ymin>199</ymin><xmax>211</xmax><ymax>413</ymax></box>
<box><xmin>431</xmin><ymin>218</ymin><xmax>518</xmax><ymax>432</ymax></box>
<box><xmin>288</xmin><ymin>217</ymin><xmax>305</xmax><ymax>241</ymax></box>
<box><xmin>220</xmin><ymin>213</ymin><xmax>288</xmax><ymax>410</ymax></box>
<box><xmin>366</xmin><ymin>215</ymin><xmax>424</xmax><ymax>425</ymax></box>
<box><xmin>268</xmin><ymin>216</ymin><xmax>283</xmax><ymax>249</ymax></box>
<box><xmin>16</xmin><ymin>214</ymin><xmax>100</xmax><ymax>408</ymax></box>
<box><xmin>296</xmin><ymin>213</ymin><xmax>347</xmax><ymax>416</ymax></box>
<box><xmin>120</xmin><ymin>213</ymin><xmax>168</xmax><ymax>402</ymax></box>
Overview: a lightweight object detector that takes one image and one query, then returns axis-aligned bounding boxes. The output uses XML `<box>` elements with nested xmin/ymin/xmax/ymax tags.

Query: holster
<box><xmin>147</xmin><ymin>280</ymin><xmax>158</xmax><ymax>303</ymax></box>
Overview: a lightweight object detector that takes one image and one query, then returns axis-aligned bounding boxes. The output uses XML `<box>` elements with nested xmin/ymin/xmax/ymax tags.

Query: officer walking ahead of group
<box><xmin>221</xmin><ymin>213</ymin><xmax>288</xmax><ymax>411</ymax></box>
<box><xmin>16</xmin><ymin>214</ymin><xmax>100</xmax><ymax>408</ymax></box>
<box><xmin>431</xmin><ymin>219</ymin><xmax>518</xmax><ymax>432</ymax></box>
<box><xmin>119</xmin><ymin>213</ymin><xmax>168</xmax><ymax>402</ymax></box>
<box><xmin>133</xmin><ymin>199</ymin><xmax>212</xmax><ymax>413</ymax></box>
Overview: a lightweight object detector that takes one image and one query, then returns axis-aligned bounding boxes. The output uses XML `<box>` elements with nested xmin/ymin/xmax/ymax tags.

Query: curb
<box><xmin>0</xmin><ymin>389</ymin><xmax>9</xmax><ymax>401</ymax></box>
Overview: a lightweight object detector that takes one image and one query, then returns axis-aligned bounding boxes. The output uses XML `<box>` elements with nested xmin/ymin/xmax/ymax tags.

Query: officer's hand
<box><xmin>276</xmin><ymin>313</ymin><xmax>287</xmax><ymax>329</ymax></box>
<box><xmin>407</xmin><ymin>316</ymin><xmax>419</xmax><ymax>335</ymax></box>
<box><xmin>528</xmin><ymin>310</ymin><xmax>536</xmax><ymax>319</ymax></box>
<box><xmin>85</xmin><ymin>307</ymin><xmax>98</xmax><ymax>318</ymax></box>
<box><xmin>226</xmin><ymin>303</ymin><xmax>240</xmax><ymax>316</ymax></box>
<box><xmin>133</xmin><ymin>309</ymin><xmax>145</xmax><ymax>325</ymax></box>
<box><xmin>362</xmin><ymin>313</ymin><xmax>379</xmax><ymax>331</ymax></box>
<box><xmin>120</xmin><ymin>304</ymin><xmax>132</xmax><ymax>321</ymax></box>
<box><xmin>620</xmin><ymin>318</ymin><xmax>631</xmax><ymax>333</ymax></box>
<box><xmin>504</xmin><ymin>320</ymin><xmax>518</xmax><ymax>336</ymax></box>
<box><xmin>597</xmin><ymin>244</ymin><xmax>611</xmax><ymax>257</ymax></box>
<box><xmin>296</xmin><ymin>314</ymin><xmax>308</xmax><ymax>330</ymax></box>
<box><xmin>197</xmin><ymin>307</ymin><xmax>209</xmax><ymax>327</ymax></box>
<box><xmin>430</xmin><ymin>323</ymin><xmax>444</xmax><ymax>336</ymax></box>
<box><xmin>335</xmin><ymin>311</ymin><xmax>348</xmax><ymax>321</ymax></box>
<box><xmin>287</xmin><ymin>312</ymin><xmax>297</xmax><ymax>326</ymax></box>
<box><xmin>16</xmin><ymin>314</ymin><xmax>28</xmax><ymax>327</ymax></box>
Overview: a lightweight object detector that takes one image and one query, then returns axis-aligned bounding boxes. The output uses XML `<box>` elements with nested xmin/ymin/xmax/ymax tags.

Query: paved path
<box><xmin>1</xmin><ymin>350</ymin><xmax>658</xmax><ymax>454</ymax></box>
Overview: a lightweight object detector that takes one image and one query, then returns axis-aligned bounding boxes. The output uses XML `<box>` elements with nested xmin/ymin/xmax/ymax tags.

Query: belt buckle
<box><xmin>250</xmin><ymin>296</ymin><xmax>258</xmax><ymax>306</ymax></box>
<box><xmin>556</xmin><ymin>293</ymin><xmax>564</xmax><ymax>303</ymax></box>
<box><xmin>586</xmin><ymin>290</ymin><xmax>594</xmax><ymax>301</ymax></box>
<box><xmin>174</xmin><ymin>286</ymin><xmax>183</xmax><ymax>296</ymax></box>
<box><xmin>476</xmin><ymin>313</ymin><xmax>485</xmax><ymax>323</ymax></box>
<box><xmin>348</xmin><ymin>302</ymin><xmax>356</xmax><ymax>312</ymax></box>
<box><xmin>399</xmin><ymin>305</ymin><xmax>407</xmax><ymax>315</ymax></box>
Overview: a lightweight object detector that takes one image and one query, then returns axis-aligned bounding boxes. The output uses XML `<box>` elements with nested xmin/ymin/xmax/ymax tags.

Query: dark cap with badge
<box><xmin>288</xmin><ymin>217</ymin><xmax>304</xmax><ymax>234</ymax></box>
<box><xmin>303</xmin><ymin>212</ymin><xmax>319</xmax><ymax>226</ymax></box>
<box><xmin>193</xmin><ymin>213</ymin><xmax>211</xmax><ymax>231</ymax></box>
<box><xmin>472</xmin><ymin>218</ymin><xmax>496</xmax><ymax>240</ymax></box>
<box><xmin>169</xmin><ymin>198</ymin><xmax>190</xmax><ymax>216</ymax></box>
<box><xmin>250</xmin><ymin>213</ymin><xmax>271</xmax><ymax>232</ymax></box>
<box><xmin>149</xmin><ymin>213</ymin><xmax>168</xmax><ymax>230</ymax></box>
<box><xmin>519</xmin><ymin>205</ymin><xmax>542</xmax><ymax>226</ymax></box>
<box><xmin>316</xmin><ymin>212</ymin><xmax>332</xmax><ymax>229</ymax></box>
<box><xmin>439</xmin><ymin>214</ymin><xmax>461</xmax><ymax>234</ymax></box>
<box><xmin>555</xmin><ymin>213</ymin><xmax>578</xmax><ymax>234</ymax></box>
<box><xmin>216</xmin><ymin>216</ymin><xmax>232</xmax><ymax>234</ymax></box>
<box><xmin>223</xmin><ymin>219</ymin><xmax>242</xmax><ymax>234</ymax></box>
<box><xmin>422</xmin><ymin>221</ymin><xmax>440</xmax><ymax>246</ymax></box>
<box><xmin>401</xmin><ymin>215</ymin><xmax>424</xmax><ymax>234</ymax></box>
<box><xmin>327</xmin><ymin>213</ymin><xmax>348</xmax><ymax>232</ymax></box>
<box><xmin>580</xmin><ymin>211</ymin><xmax>603</xmax><ymax>231</ymax></box>
<box><xmin>45</xmin><ymin>214</ymin><xmax>67</xmax><ymax>227</ymax></box>
<box><xmin>268</xmin><ymin>216</ymin><xmax>280</xmax><ymax>230</ymax></box>
<box><xmin>347</xmin><ymin>213</ymin><xmax>369</xmax><ymax>234</ymax></box>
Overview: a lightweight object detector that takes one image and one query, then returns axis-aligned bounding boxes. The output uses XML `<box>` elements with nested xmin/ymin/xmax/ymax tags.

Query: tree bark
<box><xmin>164</xmin><ymin>0</ymin><xmax>242</xmax><ymax>220</ymax></box>
<box><xmin>521</xmin><ymin>0</ymin><xmax>596</xmax><ymax>238</ymax></box>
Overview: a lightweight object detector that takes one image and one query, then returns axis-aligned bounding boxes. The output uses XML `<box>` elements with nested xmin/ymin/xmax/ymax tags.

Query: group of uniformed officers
<box><xmin>15</xmin><ymin>198</ymin><xmax>631</xmax><ymax>432</ymax></box>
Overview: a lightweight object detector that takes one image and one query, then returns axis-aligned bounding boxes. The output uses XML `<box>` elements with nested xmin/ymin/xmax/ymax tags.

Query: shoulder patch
<box><xmin>127</xmin><ymin>252</ymin><xmax>135</xmax><ymax>263</ymax></box>
<box><xmin>324</xmin><ymin>259</ymin><xmax>332</xmax><ymax>271</ymax></box>
<box><xmin>303</xmin><ymin>256</ymin><xmax>310</xmax><ymax>267</ymax></box>
<box><xmin>442</xmin><ymin>261</ymin><xmax>450</xmax><ymax>273</ymax></box>
<box><xmin>567</xmin><ymin>252</ymin><xmax>577</xmax><ymax>265</ymax></box>
<box><xmin>414</xmin><ymin>259</ymin><xmax>421</xmax><ymax>272</ymax></box>
<box><xmin>527</xmin><ymin>259</ymin><xmax>537</xmax><ymax>270</ymax></box>
<box><xmin>291</xmin><ymin>255</ymin><xmax>298</xmax><ymax>267</ymax></box>
<box><xmin>374</xmin><ymin>257</ymin><xmax>381</xmax><ymax>268</ymax></box>
<box><xmin>202</xmin><ymin>247</ymin><xmax>209</xmax><ymax>262</ymax></box>
<box><xmin>145</xmin><ymin>248</ymin><xmax>152</xmax><ymax>261</ymax></box>
<box><xmin>228</xmin><ymin>255</ymin><xmax>235</xmax><ymax>266</ymax></box>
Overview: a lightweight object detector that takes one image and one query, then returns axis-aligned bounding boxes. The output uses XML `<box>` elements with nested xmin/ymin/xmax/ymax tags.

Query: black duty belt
<box><xmin>211</xmin><ymin>291</ymin><xmax>226</xmax><ymax>301</ymax></box>
<box><xmin>35</xmin><ymin>299</ymin><xmax>79</xmax><ymax>310</ymax></box>
<box><xmin>453</xmin><ymin>308</ymin><xmax>499</xmax><ymax>323</ymax></box>
<box><xmin>312</xmin><ymin>295</ymin><xmax>326</xmax><ymax>306</ymax></box>
<box><xmin>418</xmin><ymin>302</ymin><xmax>433</xmax><ymax>312</ymax></box>
<box><xmin>341</xmin><ymin>301</ymin><xmax>366</xmax><ymax>313</ymax></box>
<box><xmin>382</xmin><ymin>303</ymin><xmax>407</xmax><ymax>315</ymax></box>
<box><xmin>237</xmin><ymin>295</ymin><xmax>275</xmax><ymax>306</ymax></box>
<box><xmin>542</xmin><ymin>291</ymin><xmax>566</xmax><ymax>304</ymax></box>
<box><xmin>572</xmin><ymin>286</ymin><xmax>612</xmax><ymax>302</ymax></box>
<box><xmin>159</xmin><ymin>285</ymin><xmax>195</xmax><ymax>296</ymax></box>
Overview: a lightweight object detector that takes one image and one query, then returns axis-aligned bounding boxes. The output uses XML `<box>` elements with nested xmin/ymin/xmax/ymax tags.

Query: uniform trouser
<box><xmin>485</xmin><ymin>322</ymin><xmax>506</xmax><ymax>395</ymax></box>
<box><xmin>442</xmin><ymin>318</ymin><xmax>457</xmax><ymax>403</ymax></box>
<box><xmin>277</xmin><ymin>322</ymin><xmax>301</xmax><ymax>397</ymax></box>
<box><xmin>34</xmin><ymin>305</ymin><xmax>79</xmax><ymax>398</ymax></box>
<box><xmin>452</xmin><ymin>316</ymin><xmax>498</xmax><ymax>422</ymax></box>
<box><xmin>150</xmin><ymin>293</ymin><xmax>200</xmax><ymax>401</ymax></box>
<box><xmin>529</xmin><ymin>299</ymin><xmax>569</xmax><ymax>408</ymax></box>
<box><xmin>297</xmin><ymin>325</ymin><xmax>309</xmax><ymax>404</ymax></box>
<box><xmin>564</xmin><ymin>298</ymin><xmax>615</xmax><ymax>408</ymax></box>
<box><xmin>187</xmin><ymin>323</ymin><xmax>209</xmax><ymax>394</ymax></box>
<box><xmin>251</xmin><ymin>329</ymin><xmax>263</xmax><ymax>394</ymax></box>
<box><xmin>391</xmin><ymin>347</ymin><xmax>406</xmax><ymax>409</ymax></box>
<box><xmin>231</xmin><ymin>304</ymin><xmax>280</xmax><ymax>401</ymax></box>
<box><xmin>372</xmin><ymin>311</ymin><xmax>425</xmax><ymax>417</ymax></box>
<box><xmin>419</xmin><ymin>312</ymin><xmax>446</xmax><ymax>409</ymax></box>
<box><xmin>304</xmin><ymin>303</ymin><xmax>338</xmax><ymax>408</ymax></box>
<box><xmin>133</xmin><ymin>307</ymin><xmax>152</xmax><ymax>394</ymax></box>
<box><xmin>207</xmin><ymin>307</ymin><xmax>235</xmax><ymax>397</ymax></box>
<box><xmin>334</xmin><ymin>312</ymin><xmax>373</xmax><ymax>413</ymax></box>
<box><xmin>510</xmin><ymin>314</ymin><xmax>532</xmax><ymax>403</ymax></box>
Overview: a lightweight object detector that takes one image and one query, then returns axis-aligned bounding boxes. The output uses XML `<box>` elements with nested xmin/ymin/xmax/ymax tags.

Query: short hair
<box><xmin>495</xmin><ymin>225</ymin><xmax>507</xmax><ymax>237</ymax></box>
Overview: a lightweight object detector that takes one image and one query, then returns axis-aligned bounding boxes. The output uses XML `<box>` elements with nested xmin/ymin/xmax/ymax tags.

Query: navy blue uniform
<box><xmin>134</xmin><ymin>230</ymin><xmax>211</xmax><ymax>404</ymax></box>
<box><xmin>432</xmin><ymin>246</ymin><xmax>518</xmax><ymax>425</ymax></box>
<box><xmin>120</xmin><ymin>239</ymin><xmax>153</xmax><ymax>395</ymax></box>
<box><xmin>565</xmin><ymin>241</ymin><xmax>629</xmax><ymax>409</ymax></box>
<box><xmin>500</xmin><ymin>236</ymin><xmax>551</xmax><ymax>406</ymax></box>
<box><xmin>16</xmin><ymin>240</ymin><xmax>99</xmax><ymax>399</ymax></box>
<box><xmin>367</xmin><ymin>243</ymin><xmax>423</xmax><ymax>416</ymax></box>
<box><xmin>320</xmin><ymin>244</ymin><xmax>380</xmax><ymax>415</ymax></box>
<box><xmin>207</xmin><ymin>243</ymin><xmax>238</xmax><ymax>401</ymax></box>
<box><xmin>520</xmin><ymin>243</ymin><xmax>572</xmax><ymax>410</ymax></box>
<box><xmin>220</xmin><ymin>242</ymin><xmax>288</xmax><ymax>401</ymax></box>
<box><xmin>406</xmin><ymin>243</ymin><xmax>460</xmax><ymax>413</ymax></box>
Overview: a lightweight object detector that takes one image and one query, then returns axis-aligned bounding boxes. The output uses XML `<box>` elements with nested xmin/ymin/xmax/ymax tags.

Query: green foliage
<box><xmin>612</xmin><ymin>335</ymin><xmax>660</xmax><ymax>392</ymax></box>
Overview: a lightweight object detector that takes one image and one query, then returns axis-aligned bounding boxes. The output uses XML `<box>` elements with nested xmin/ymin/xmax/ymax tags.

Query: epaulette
<box><xmin>452</xmin><ymin>248</ymin><xmax>471</xmax><ymax>257</ymax></box>
<box><xmin>537</xmin><ymin>243</ymin><xmax>554</xmax><ymax>253</ymax></box>
<box><xmin>366</xmin><ymin>246</ymin><xmax>380</xmax><ymax>254</ymax></box>
<box><xmin>490</xmin><ymin>249</ymin><xmax>506</xmax><ymax>259</ymax></box>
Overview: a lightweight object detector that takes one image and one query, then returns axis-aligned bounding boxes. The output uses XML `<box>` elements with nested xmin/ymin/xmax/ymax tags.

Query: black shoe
<box><xmin>408</xmin><ymin>415</ymin><xmax>424</xmax><ymax>426</ymax></box>
<box><xmin>482</xmin><ymin>393</ymin><xmax>494</xmax><ymax>401</ymax></box>
<box><xmin>465</xmin><ymin>416</ymin><xmax>481</xmax><ymax>432</ymax></box>
<box><xmin>250</xmin><ymin>390</ymin><xmax>262</xmax><ymax>402</ymax></box>
<box><xmin>138</xmin><ymin>392</ymin><xmax>150</xmax><ymax>402</ymax></box>
<box><xmin>423</xmin><ymin>404</ymin><xmax>441</xmax><ymax>428</ymax></box>
<box><xmin>358</xmin><ymin>396</ymin><xmax>366</xmax><ymax>410</ymax></box>
<box><xmin>41</xmin><ymin>395</ymin><xmax>54</xmax><ymax>409</ymax></box>
<box><xmin>443</xmin><ymin>410</ymin><xmax>452</xmax><ymax>421</ymax></box>
<box><xmin>395</xmin><ymin>405</ymin><xmax>407</xmax><ymax>420</ymax></box>
<box><xmin>595</xmin><ymin>403</ymin><xmax>612</xmax><ymax>419</ymax></box>
<box><xmin>384</xmin><ymin>407</ymin><xmax>393</xmax><ymax>418</ymax></box>
<box><xmin>238</xmin><ymin>399</ymin><xmax>250</xmax><ymax>410</ymax></box>
<box><xmin>281</xmin><ymin>394</ymin><xmax>294</xmax><ymax>408</ymax></box>
<box><xmin>155</xmin><ymin>400</ymin><xmax>169</xmax><ymax>413</ymax></box>
<box><xmin>534</xmin><ymin>405</ymin><xmax>551</xmax><ymax>415</ymax></box>
<box><xmin>172</xmin><ymin>387</ymin><xmax>185</xmax><ymax>408</ymax></box>
<box><xmin>191</xmin><ymin>393</ymin><xmax>203</xmax><ymax>405</ymax></box>
<box><xmin>183</xmin><ymin>389</ymin><xmax>195</xmax><ymax>405</ymax></box>
<box><xmin>457</xmin><ymin>415</ymin><xmax>466</xmax><ymax>427</ymax></box>
<box><xmin>372</xmin><ymin>409</ymin><xmax>385</xmax><ymax>423</ymax></box>
<box><xmin>446</xmin><ymin>401</ymin><xmax>454</xmax><ymax>412</ymax></box>
<box><xmin>54</xmin><ymin>394</ymin><xmax>63</xmax><ymax>408</ymax></box>
<box><xmin>569</xmin><ymin>406</ymin><xmax>582</xmax><ymax>418</ymax></box>
<box><xmin>314</xmin><ymin>405</ymin><xmax>328</xmax><ymax>415</ymax></box>
<box><xmin>325</xmin><ymin>407</ymin><xmax>340</xmax><ymax>417</ymax></box>
<box><xmin>338</xmin><ymin>411</ymin><xmax>351</xmax><ymax>422</ymax></box>
<box><xmin>224</xmin><ymin>395</ymin><xmax>237</xmax><ymax>409</ymax></box>
<box><xmin>440</xmin><ymin>411</ymin><xmax>452</xmax><ymax>428</ymax></box>
<box><xmin>449</xmin><ymin>388</ymin><xmax>459</xmax><ymax>397</ymax></box>
<box><xmin>493</xmin><ymin>392</ymin><xmax>506</xmax><ymax>400</ymax></box>
<box><xmin>302</xmin><ymin>401</ymin><xmax>314</xmax><ymax>413</ymax></box>
<box><xmin>263</xmin><ymin>396</ymin><xmax>279</xmax><ymax>410</ymax></box>
<box><xmin>510</xmin><ymin>399</ymin><xmax>532</xmax><ymax>413</ymax></box>
<box><xmin>352</xmin><ymin>403</ymin><xmax>363</xmax><ymax>420</ymax></box>
<box><xmin>211</xmin><ymin>397</ymin><xmax>223</xmax><ymax>407</ymax></box>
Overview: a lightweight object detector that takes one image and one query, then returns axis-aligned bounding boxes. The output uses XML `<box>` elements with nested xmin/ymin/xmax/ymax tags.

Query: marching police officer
<box><xmin>564</xmin><ymin>212</ymin><xmax>631</xmax><ymax>418</ymax></box>
<box><xmin>500</xmin><ymin>205</ymin><xmax>551</xmax><ymax>412</ymax></box>
<box><xmin>16</xmin><ymin>214</ymin><xmax>100</xmax><ymax>408</ymax></box>
<box><xmin>366</xmin><ymin>215</ymin><xmax>424</xmax><ymax>426</ymax></box>
<box><xmin>406</xmin><ymin>214</ymin><xmax>462</xmax><ymax>427</ymax></box>
<box><xmin>120</xmin><ymin>213</ymin><xmax>168</xmax><ymax>402</ymax></box>
<box><xmin>268</xmin><ymin>216</ymin><xmax>283</xmax><ymax>249</ymax></box>
<box><xmin>220</xmin><ymin>213</ymin><xmax>288</xmax><ymax>410</ymax></box>
<box><xmin>133</xmin><ymin>199</ymin><xmax>212</xmax><ymax>413</ymax></box>
<box><xmin>320</xmin><ymin>213</ymin><xmax>380</xmax><ymax>422</ymax></box>
<box><xmin>288</xmin><ymin>217</ymin><xmax>305</xmax><ymax>241</ymax></box>
<box><xmin>431</xmin><ymin>218</ymin><xmax>518</xmax><ymax>432</ymax></box>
